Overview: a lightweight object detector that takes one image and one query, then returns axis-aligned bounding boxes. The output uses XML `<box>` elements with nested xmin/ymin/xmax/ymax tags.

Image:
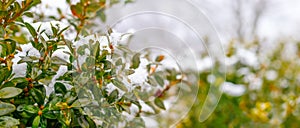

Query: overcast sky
<box><xmin>192</xmin><ymin>0</ymin><xmax>300</xmax><ymax>40</ymax></box>
<box><xmin>40</xmin><ymin>0</ymin><xmax>300</xmax><ymax>42</ymax></box>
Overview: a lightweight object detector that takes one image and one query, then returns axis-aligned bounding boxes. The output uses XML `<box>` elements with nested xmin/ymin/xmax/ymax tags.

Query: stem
<box><xmin>75</xmin><ymin>2</ymin><xmax>88</xmax><ymax>41</ymax></box>
<box><xmin>3</xmin><ymin>1</ymin><xmax>31</xmax><ymax>28</ymax></box>
<box><xmin>73</xmin><ymin>48</ymin><xmax>82</xmax><ymax>73</ymax></box>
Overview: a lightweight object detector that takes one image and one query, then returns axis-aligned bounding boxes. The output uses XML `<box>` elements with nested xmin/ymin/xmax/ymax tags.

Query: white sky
<box><xmin>192</xmin><ymin>0</ymin><xmax>300</xmax><ymax>40</ymax></box>
<box><xmin>38</xmin><ymin>0</ymin><xmax>300</xmax><ymax>42</ymax></box>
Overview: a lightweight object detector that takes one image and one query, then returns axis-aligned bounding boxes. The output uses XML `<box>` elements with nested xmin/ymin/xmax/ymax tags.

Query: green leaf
<box><xmin>16</xmin><ymin>104</ymin><xmax>25</xmax><ymax>112</ymax></box>
<box><xmin>30</xmin><ymin>88</ymin><xmax>45</xmax><ymax>105</ymax></box>
<box><xmin>0</xmin><ymin>11</ymin><xmax>8</xmax><ymax>19</ymax></box>
<box><xmin>112</xmin><ymin>79</ymin><xmax>128</xmax><ymax>92</ymax></box>
<box><xmin>120</xmin><ymin>104</ymin><xmax>131</xmax><ymax>113</ymax></box>
<box><xmin>0</xmin><ymin>116</ymin><xmax>20</xmax><ymax>128</ymax></box>
<box><xmin>6</xmin><ymin>58</ymin><xmax>13</xmax><ymax>71</ymax></box>
<box><xmin>178</xmin><ymin>82</ymin><xmax>191</xmax><ymax>92</ymax></box>
<box><xmin>116</xmin><ymin>45</ymin><xmax>133</xmax><ymax>54</ymax></box>
<box><xmin>0</xmin><ymin>87</ymin><xmax>22</xmax><ymax>99</ymax></box>
<box><xmin>166</xmin><ymin>69</ymin><xmax>177</xmax><ymax>81</ymax></box>
<box><xmin>40</xmin><ymin>117</ymin><xmax>47</xmax><ymax>128</ymax></box>
<box><xmin>14</xmin><ymin>2</ymin><xmax>21</xmax><ymax>12</ymax></box>
<box><xmin>23</xmin><ymin>12</ymin><xmax>34</xmax><ymax>17</ymax></box>
<box><xmin>0</xmin><ymin>43</ymin><xmax>7</xmax><ymax>57</ymax></box>
<box><xmin>77</xmin><ymin>44</ymin><xmax>88</xmax><ymax>55</ymax></box>
<box><xmin>24</xmin><ymin>105</ymin><xmax>39</xmax><ymax>114</ymax></box>
<box><xmin>32</xmin><ymin>116</ymin><xmax>40</xmax><ymax>128</ymax></box>
<box><xmin>64</xmin><ymin>29</ymin><xmax>74</xmax><ymax>44</ymax></box>
<box><xmin>71</xmin><ymin>98</ymin><xmax>91</xmax><ymax>108</ymax></box>
<box><xmin>104</xmin><ymin>60</ymin><xmax>112</xmax><ymax>69</ymax></box>
<box><xmin>55</xmin><ymin>102</ymin><xmax>69</xmax><ymax>109</ymax></box>
<box><xmin>77</xmin><ymin>116</ymin><xmax>89</xmax><ymax>128</ymax></box>
<box><xmin>125</xmin><ymin>0</ymin><xmax>134</xmax><ymax>4</ymax></box>
<box><xmin>50</xmin><ymin>23</ymin><xmax>58</xmax><ymax>36</ymax></box>
<box><xmin>27</xmin><ymin>0</ymin><xmax>41</xmax><ymax>9</ymax></box>
<box><xmin>131</xmin><ymin>100</ymin><xmax>142</xmax><ymax>110</ymax></box>
<box><xmin>0</xmin><ymin>25</ymin><xmax>5</xmax><ymax>37</ymax></box>
<box><xmin>25</xmin><ymin>22</ymin><xmax>37</xmax><ymax>37</ymax></box>
<box><xmin>11</xmin><ymin>77</ymin><xmax>27</xmax><ymax>84</ymax></box>
<box><xmin>96</xmin><ymin>9</ymin><xmax>106</xmax><ymax>22</ymax></box>
<box><xmin>4</xmin><ymin>0</ymin><xmax>14</xmax><ymax>9</ymax></box>
<box><xmin>130</xmin><ymin>53</ymin><xmax>141</xmax><ymax>69</ymax></box>
<box><xmin>48</xmin><ymin>96</ymin><xmax>62</xmax><ymax>111</ymax></box>
<box><xmin>109</xmin><ymin>0</ymin><xmax>120</xmax><ymax>5</ymax></box>
<box><xmin>0</xmin><ymin>102</ymin><xmax>15</xmax><ymax>116</ymax></box>
<box><xmin>90</xmin><ymin>40</ymin><xmax>100</xmax><ymax>57</ymax></box>
<box><xmin>77</xmin><ymin>76</ymin><xmax>89</xmax><ymax>85</ymax></box>
<box><xmin>85</xmin><ymin>56</ymin><xmax>95</xmax><ymax>68</ymax></box>
<box><xmin>154</xmin><ymin>98</ymin><xmax>165</xmax><ymax>110</ymax></box>
<box><xmin>57</xmin><ymin>109</ymin><xmax>71</xmax><ymax>126</ymax></box>
<box><xmin>154</xmin><ymin>74</ymin><xmax>164</xmax><ymax>87</ymax></box>
<box><xmin>115</xmin><ymin>58</ymin><xmax>123</xmax><ymax>66</ymax></box>
<box><xmin>18</xmin><ymin>56</ymin><xmax>39</xmax><ymax>64</ymax></box>
<box><xmin>51</xmin><ymin>56</ymin><xmax>68</xmax><ymax>65</ymax></box>
<box><xmin>0</xmin><ymin>68</ymin><xmax>8</xmax><ymax>84</ymax></box>
<box><xmin>0</xmin><ymin>67</ymin><xmax>11</xmax><ymax>82</ymax></box>
<box><xmin>108</xmin><ymin>89</ymin><xmax>119</xmax><ymax>103</ymax></box>
<box><xmin>147</xmin><ymin>76</ymin><xmax>157</xmax><ymax>87</ymax></box>
<box><xmin>4</xmin><ymin>39</ymin><xmax>16</xmax><ymax>55</ymax></box>
<box><xmin>57</xmin><ymin>26</ymin><xmax>70</xmax><ymax>36</ymax></box>
<box><xmin>64</xmin><ymin>91</ymin><xmax>77</xmax><ymax>105</ymax></box>
<box><xmin>13</xmin><ymin>34</ymin><xmax>28</xmax><ymax>44</ymax></box>
<box><xmin>125</xmin><ymin>117</ymin><xmax>145</xmax><ymax>127</ymax></box>
<box><xmin>42</xmin><ymin>111</ymin><xmax>56</xmax><ymax>119</ymax></box>
<box><xmin>54</xmin><ymin>82</ymin><xmax>67</xmax><ymax>95</ymax></box>
<box><xmin>85</xmin><ymin>115</ymin><xmax>96</xmax><ymax>128</ymax></box>
<box><xmin>70</xmin><ymin>4</ymin><xmax>83</xmax><ymax>18</ymax></box>
<box><xmin>125</xmin><ymin>69</ymin><xmax>135</xmax><ymax>75</ymax></box>
<box><xmin>87</xmin><ymin>3</ymin><xmax>101</xmax><ymax>12</ymax></box>
<box><xmin>2</xmin><ymin>81</ymin><xmax>14</xmax><ymax>88</ymax></box>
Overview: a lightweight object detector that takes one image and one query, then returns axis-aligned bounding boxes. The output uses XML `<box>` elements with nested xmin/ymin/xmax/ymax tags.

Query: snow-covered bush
<box><xmin>0</xmin><ymin>0</ymin><xmax>186</xmax><ymax>127</ymax></box>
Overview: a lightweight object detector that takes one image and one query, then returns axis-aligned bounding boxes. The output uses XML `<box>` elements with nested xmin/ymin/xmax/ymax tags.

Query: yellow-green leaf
<box><xmin>0</xmin><ymin>102</ymin><xmax>16</xmax><ymax>116</ymax></box>
<box><xmin>130</xmin><ymin>53</ymin><xmax>141</xmax><ymax>69</ymax></box>
<box><xmin>0</xmin><ymin>11</ymin><xmax>8</xmax><ymax>19</ymax></box>
<box><xmin>32</xmin><ymin>116</ymin><xmax>40</xmax><ymax>128</ymax></box>
<box><xmin>112</xmin><ymin>79</ymin><xmax>128</xmax><ymax>92</ymax></box>
<box><xmin>0</xmin><ymin>87</ymin><xmax>22</xmax><ymax>99</ymax></box>
<box><xmin>0</xmin><ymin>116</ymin><xmax>20</xmax><ymax>127</ymax></box>
<box><xmin>125</xmin><ymin>69</ymin><xmax>135</xmax><ymax>75</ymax></box>
<box><xmin>71</xmin><ymin>98</ymin><xmax>91</xmax><ymax>108</ymax></box>
<box><xmin>25</xmin><ymin>22</ymin><xmax>37</xmax><ymax>37</ymax></box>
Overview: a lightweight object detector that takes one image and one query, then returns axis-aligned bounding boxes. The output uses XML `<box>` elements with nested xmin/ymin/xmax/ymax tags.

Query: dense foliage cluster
<box><xmin>0</xmin><ymin>0</ymin><xmax>186</xmax><ymax>127</ymax></box>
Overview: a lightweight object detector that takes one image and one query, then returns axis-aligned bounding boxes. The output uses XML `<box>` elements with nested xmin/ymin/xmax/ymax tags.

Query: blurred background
<box><xmin>179</xmin><ymin>0</ymin><xmax>300</xmax><ymax>127</ymax></box>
